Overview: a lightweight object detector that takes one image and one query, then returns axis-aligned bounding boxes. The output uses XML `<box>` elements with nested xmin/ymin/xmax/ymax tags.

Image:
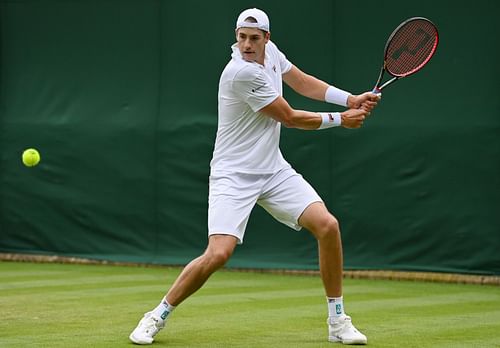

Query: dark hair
<box><xmin>244</xmin><ymin>16</ymin><xmax>258</xmax><ymax>23</ymax></box>
<box><xmin>242</xmin><ymin>16</ymin><xmax>268</xmax><ymax>34</ymax></box>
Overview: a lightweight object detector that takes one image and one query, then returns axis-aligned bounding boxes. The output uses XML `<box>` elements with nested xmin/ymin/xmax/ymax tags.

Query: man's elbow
<box><xmin>280</xmin><ymin>112</ymin><xmax>297</xmax><ymax>128</ymax></box>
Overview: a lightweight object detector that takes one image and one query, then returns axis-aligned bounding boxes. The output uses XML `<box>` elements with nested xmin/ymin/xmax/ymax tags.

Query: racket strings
<box><xmin>385</xmin><ymin>19</ymin><xmax>438</xmax><ymax>76</ymax></box>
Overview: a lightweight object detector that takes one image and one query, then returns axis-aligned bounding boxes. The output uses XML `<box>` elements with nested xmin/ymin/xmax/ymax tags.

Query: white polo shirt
<box><xmin>210</xmin><ymin>40</ymin><xmax>293</xmax><ymax>175</ymax></box>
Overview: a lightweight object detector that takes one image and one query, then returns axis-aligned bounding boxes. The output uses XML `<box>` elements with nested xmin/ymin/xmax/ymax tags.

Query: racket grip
<box><xmin>372</xmin><ymin>87</ymin><xmax>382</xmax><ymax>95</ymax></box>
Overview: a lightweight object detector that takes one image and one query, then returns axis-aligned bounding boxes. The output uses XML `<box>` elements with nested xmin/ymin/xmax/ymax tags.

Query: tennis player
<box><xmin>130</xmin><ymin>8</ymin><xmax>380</xmax><ymax>345</ymax></box>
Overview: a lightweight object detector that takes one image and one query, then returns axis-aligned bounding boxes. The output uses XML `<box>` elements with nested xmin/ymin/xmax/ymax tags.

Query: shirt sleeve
<box><xmin>278</xmin><ymin>49</ymin><xmax>292</xmax><ymax>74</ymax></box>
<box><xmin>267</xmin><ymin>40</ymin><xmax>293</xmax><ymax>75</ymax></box>
<box><xmin>232</xmin><ymin>66</ymin><xmax>279</xmax><ymax>112</ymax></box>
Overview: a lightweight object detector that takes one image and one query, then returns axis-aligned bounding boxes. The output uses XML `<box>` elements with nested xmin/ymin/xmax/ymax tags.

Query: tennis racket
<box><xmin>373</xmin><ymin>17</ymin><xmax>439</xmax><ymax>93</ymax></box>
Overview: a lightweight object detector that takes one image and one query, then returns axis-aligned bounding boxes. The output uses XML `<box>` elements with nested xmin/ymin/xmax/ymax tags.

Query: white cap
<box><xmin>236</xmin><ymin>8</ymin><xmax>270</xmax><ymax>32</ymax></box>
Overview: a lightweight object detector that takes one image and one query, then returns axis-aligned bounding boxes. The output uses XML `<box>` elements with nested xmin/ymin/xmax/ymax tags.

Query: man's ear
<box><xmin>264</xmin><ymin>31</ymin><xmax>271</xmax><ymax>43</ymax></box>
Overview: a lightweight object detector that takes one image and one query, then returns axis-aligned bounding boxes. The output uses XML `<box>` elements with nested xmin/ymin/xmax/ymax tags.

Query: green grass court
<box><xmin>1</xmin><ymin>261</ymin><xmax>499</xmax><ymax>348</ymax></box>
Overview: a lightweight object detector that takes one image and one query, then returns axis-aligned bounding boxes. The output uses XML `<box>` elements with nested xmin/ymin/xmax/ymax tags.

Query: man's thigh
<box><xmin>257</xmin><ymin>168</ymin><xmax>323</xmax><ymax>231</ymax></box>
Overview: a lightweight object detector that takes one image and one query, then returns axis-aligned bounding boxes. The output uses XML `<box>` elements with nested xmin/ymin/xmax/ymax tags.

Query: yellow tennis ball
<box><xmin>22</xmin><ymin>148</ymin><xmax>41</xmax><ymax>167</ymax></box>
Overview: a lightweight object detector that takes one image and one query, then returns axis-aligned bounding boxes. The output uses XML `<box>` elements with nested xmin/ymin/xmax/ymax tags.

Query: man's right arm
<box><xmin>259</xmin><ymin>96</ymin><xmax>368</xmax><ymax>130</ymax></box>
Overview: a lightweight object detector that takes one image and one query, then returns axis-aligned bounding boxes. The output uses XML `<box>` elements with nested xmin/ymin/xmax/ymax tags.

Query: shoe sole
<box><xmin>329</xmin><ymin>336</ymin><xmax>367</xmax><ymax>345</ymax></box>
<box><xmin>129</xmin><ymin>333</ymin><xmax>153</xmax><ymax>345</ymax></box>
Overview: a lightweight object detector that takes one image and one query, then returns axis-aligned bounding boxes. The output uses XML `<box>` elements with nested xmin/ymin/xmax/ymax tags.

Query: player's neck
<box><xmin>256</xmin><ymin>51</ymin><xmax>266</xmax><ymax>66</ymax></box>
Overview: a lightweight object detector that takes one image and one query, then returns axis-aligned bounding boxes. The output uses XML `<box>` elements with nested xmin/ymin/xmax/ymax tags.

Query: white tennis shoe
<box><xmin>328</xmin><ymin>315</ymin><xmax>367</xmax><ymax>345</ymax></box>
<box><xmin>129</xmin><ymin>311</ymin><xmax>165</xmax><ymax>345</ymax></box>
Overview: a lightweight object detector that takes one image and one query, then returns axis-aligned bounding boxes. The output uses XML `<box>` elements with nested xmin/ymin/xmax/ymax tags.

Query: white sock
<box><xmin>327</xmin><ymin>296</ymin><xmax>345</xmax><ymax>318</ymax></box>
<box><xmin>152</xmin><ymin>297</ymin><xmax>176</xmax><ymax>321</ymax></box>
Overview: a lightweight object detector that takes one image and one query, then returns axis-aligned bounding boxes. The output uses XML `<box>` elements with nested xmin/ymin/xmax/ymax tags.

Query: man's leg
<box><xmin>298</xmin><ymin>202</ymin><xmax>367</xmax><ymax>345</ymax></box>
<box><xmin>166</xmin><ymin>234</ymin><xmax>238</xmax><ymax>305</ymax></box>
<box><xmin>129</xmin><ymin>234</ymin><xmax>238</xmax><ymax>345</ymax></box>
<box><xmin>298</xmin><ymin>202</ymin><xmax>343</xmax><ymax>297</ymax></box>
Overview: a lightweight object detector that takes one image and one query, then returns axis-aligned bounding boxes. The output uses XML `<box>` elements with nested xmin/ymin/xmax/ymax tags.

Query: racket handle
<box><xmin>372</xmin><ymin>87</ymin><xmax>382</xmax><ymax>95</ymax></box>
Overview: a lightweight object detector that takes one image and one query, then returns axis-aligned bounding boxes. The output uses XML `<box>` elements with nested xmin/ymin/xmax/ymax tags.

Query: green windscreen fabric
<box><xmin>1</xmin><ymin>0</ymin><xmax>499</xmax><ymax>275</ymax></box>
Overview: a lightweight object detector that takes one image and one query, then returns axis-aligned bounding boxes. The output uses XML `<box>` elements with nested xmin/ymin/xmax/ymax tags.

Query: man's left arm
<box><xmin>282</xmin><ymin>65</ymin><xmax>380</xmax><ymax>112</ymax></box>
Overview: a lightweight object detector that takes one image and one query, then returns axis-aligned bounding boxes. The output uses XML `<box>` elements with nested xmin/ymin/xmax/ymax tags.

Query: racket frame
<box><xmin>373</xmin><ymin>17</ymin><xmax>439</xmax><ymax>93</ymax></box>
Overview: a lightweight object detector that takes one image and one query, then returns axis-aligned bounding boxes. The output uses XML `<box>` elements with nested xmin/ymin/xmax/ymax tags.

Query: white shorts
<box><xmin>208</xmin><ymin>167</ymin><xmax>322</xmax><ymax>244</ymax></box>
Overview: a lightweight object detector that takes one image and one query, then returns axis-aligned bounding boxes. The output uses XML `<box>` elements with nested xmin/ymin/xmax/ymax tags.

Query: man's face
<box><xmin>236</xmin><ymin>27</ymin><xmax>270</xmax><ymax>64</ymax></box>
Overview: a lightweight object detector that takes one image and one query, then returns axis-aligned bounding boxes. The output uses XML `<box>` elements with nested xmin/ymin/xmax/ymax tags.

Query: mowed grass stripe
<box><xmin>0</xmin><ymin>274</ymin><xmax>170</xmax><ymax>290</ymax></box>
<box><xmin>348</xmin><ymin>292</ymin><xmax>500</xmax><ymax>311</ymax></box>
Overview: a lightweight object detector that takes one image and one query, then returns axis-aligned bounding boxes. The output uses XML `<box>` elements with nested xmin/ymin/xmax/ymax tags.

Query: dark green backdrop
<box><xmin>1</xmin><ymin>0</ymin><xmax>499</xmax><ymax>275</ymax></box>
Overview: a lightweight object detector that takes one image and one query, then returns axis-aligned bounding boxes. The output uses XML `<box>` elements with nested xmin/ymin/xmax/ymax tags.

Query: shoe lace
<box><xmin>141</xmin><ymin>315</ymin><xmax>164</xmax><ymax>335</ymax></box>
<box><xmin>343</xmin><ymin>315</ymin><xmax>353</xmax><ymax>327</ymax></box>
<box><xmin>328</xmin><ymin>315</ymin><xmax>352</xmax><ymax>326</ymax></box>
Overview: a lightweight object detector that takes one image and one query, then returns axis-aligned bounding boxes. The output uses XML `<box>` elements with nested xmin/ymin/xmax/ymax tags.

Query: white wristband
<box><xmin>318</xmin><ymin>112</ymin><xmax>341</xmax><ymax>129</ymax></box>
<box><xmin>325</xmin><ymin>86</ymin><xmax>351</xmax><ymax>107</ymax></box>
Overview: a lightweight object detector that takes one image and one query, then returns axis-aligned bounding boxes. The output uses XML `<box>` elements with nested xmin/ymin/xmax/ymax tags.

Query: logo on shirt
<box><xmin>252</xmin><ymin>84</ymin><xmax>266</xmax><ymax>93</ymax></box>
<box><xmin>272</xmin><ymin>65</ymin><xmax>277</xmax><ymax>73</ymax></box>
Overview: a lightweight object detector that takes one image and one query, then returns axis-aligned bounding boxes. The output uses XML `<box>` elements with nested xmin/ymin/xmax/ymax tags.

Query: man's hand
<box><xmin>347</xmin><ymin>92</ymin><xmax>381</xmax><ymax>112</ymax></box>
<box><xmin>340</xmin><ymin>109</ymin><xmax>368</xmax><ymax>129</ymax></box>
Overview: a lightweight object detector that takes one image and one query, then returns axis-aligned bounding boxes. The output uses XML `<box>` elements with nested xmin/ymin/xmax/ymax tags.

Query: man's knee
<box><xmin>299</xmin><ymin>202</ymin><xmax>340</xmax><ymax>240</ymax></box>
<box><xmin>312</xmin><ymin>215</ymin><xmax>340</xmax><ymax>241</ymax></box>
<box><xmin>203</xmin><ymin>235</ymin><xmax>237</xmax><ymax>269</ymax></box>
<box><xmin>206</xmin><ymin>248</ymin><xmax>233</xmax><ymax>268</ymax></box>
